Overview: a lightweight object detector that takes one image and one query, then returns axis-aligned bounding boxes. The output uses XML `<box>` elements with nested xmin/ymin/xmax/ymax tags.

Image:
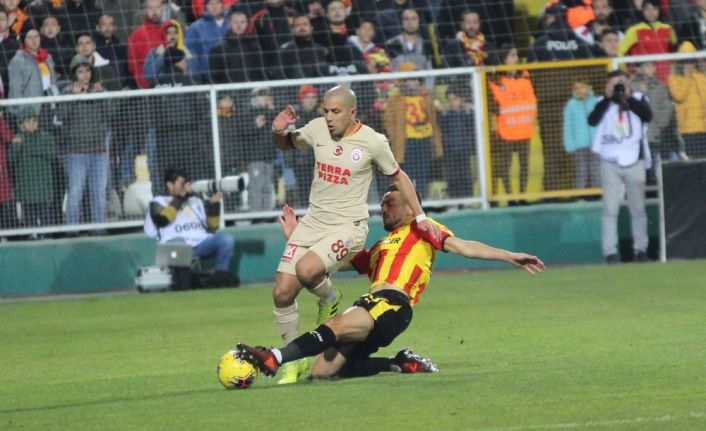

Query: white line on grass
<box><xmin>486</xmin><ymin>411</ymin><xmax>705</xmax><ymax>430</ymax></box>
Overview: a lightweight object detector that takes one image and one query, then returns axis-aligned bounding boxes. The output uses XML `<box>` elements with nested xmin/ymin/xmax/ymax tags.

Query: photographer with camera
<box><xmin>589</xmin><ymin>70</ymin><xmax>653</xmax><ymax>264</ymax></box>
<box><xmin>143</xmin><ymin>167</ymin><xmax>238</xmax><ymax>287</ymax></box>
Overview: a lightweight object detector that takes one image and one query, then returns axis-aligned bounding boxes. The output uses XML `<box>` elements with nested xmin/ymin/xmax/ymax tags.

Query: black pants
<box><xmin>682</xmin><ymin>133</ymin><xmax>706</xmax><ymax>159</ymax></box>
<box><xmin>494</xmin><ymin>139</ymin><xmax>530</xmax><ymax>195</ymax></box>
<box><xmin>22</xmin><ymin>202</ymin><xmax>56</xmax><ymax>227</ymax></box>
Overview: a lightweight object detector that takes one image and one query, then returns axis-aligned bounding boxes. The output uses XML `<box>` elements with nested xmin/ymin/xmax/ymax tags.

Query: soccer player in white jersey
<box><xmin>268</xmin><ymin>85</ymin><xmax>440</xmax><ymax>383</ymax></box>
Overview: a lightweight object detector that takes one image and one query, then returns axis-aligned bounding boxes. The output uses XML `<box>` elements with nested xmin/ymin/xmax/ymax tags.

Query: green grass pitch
<box><xmin>1</xmin><ymin>261</ymin><xmax>705</xmax><ymax>430</ymax></box>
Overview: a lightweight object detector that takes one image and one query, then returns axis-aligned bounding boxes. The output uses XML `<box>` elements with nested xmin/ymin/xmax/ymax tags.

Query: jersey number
<box><xmin>331</xmin><ymin>239</ymin><xmax>349</xmax><ymax>261</ymax></box>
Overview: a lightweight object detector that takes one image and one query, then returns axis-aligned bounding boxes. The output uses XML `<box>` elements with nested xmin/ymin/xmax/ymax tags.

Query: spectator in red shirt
<box><xmin>127</xmin><ymin>0</ymin><xmax>164</xmax><ymax>88</ymax></box>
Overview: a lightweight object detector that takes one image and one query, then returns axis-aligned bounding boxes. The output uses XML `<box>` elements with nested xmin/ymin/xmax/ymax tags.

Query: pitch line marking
<box><xmin>485</xmin><ymin>411</ymin><xmax>705</xmax><ymax>430</ymax></box>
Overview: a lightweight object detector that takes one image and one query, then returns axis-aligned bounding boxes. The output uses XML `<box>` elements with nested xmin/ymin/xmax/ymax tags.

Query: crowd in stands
<box><xmin>0</xmin><ymin>0</ymin><xmax>702</xmax><ymax>97</ymax></box>
<box><xmin>0</xmin><ymin>0</ymin><xmax>705</xmax><ymax>235</ymax></box>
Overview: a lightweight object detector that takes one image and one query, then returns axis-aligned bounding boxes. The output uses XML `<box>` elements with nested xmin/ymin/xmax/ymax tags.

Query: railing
<box><xmin>1</xmin><ymin>51</ymin><xmax>704</xmax><ymax>238</ymax></box>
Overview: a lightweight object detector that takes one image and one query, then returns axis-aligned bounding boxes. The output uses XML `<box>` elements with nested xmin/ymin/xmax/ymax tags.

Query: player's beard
<box><xmin>383</xmin><ymin>218</ymin><xmax>400</xmax><ymax>232</ymax></box>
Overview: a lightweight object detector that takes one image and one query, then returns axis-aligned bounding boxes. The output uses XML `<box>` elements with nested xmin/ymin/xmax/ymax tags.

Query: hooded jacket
<box><xmin>143</xmin><ymin>20</ymin><xmax>187</xmax><ymax>86</ymax></box>
<box><xmin>185</xmin><ymin>12</ymin><xmax>229</xmax><ymax>83</ymax></box>
<box><xmin>563</xmin><ymin>90</ymin><xmax>598</xmax><ymax>153</ymax></box>
<box><xmin>668</xmin><ymin>67</ymin><xmax>706</xmax><ymax>134</ymax></box>
<box><xmin>71</xmin><ymin>51</ymin><xmax>120</xmax><ymax>91</ymax></box>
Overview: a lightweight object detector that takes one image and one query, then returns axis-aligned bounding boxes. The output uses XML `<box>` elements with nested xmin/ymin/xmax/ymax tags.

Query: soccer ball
<box><xmin>217</xmin><ymin>350</ymin><xmax>259</xmax><ymax>389</ymax></box>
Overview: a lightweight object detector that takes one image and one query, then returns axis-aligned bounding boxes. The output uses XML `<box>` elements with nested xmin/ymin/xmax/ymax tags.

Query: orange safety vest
<box><xmin>567</xmin><ymin>0</ymin><xmax>593</xmax><ymax>30</ymax></box>
<box><xmin>489</xmin><ymin>73</ymin><xmax>537</xmax><ymax>141</ymax></box>
<box><xmin>544</xmin><ymin>0</ymin><xmax>594</xmax><ymax>30</ymax></box>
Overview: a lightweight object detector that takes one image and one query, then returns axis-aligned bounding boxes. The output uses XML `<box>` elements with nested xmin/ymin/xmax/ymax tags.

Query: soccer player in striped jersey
<box><xmin>238</xmin><ymin>185</ymin><xmax>544</xmax><ymax>379</ymax></box>
<box><xmin>268</xmin><ymin>85</ymin><xmax>440</xmax><ymax>384</ymax></box>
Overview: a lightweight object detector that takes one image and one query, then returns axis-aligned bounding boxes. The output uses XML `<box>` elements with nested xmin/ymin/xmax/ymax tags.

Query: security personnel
<box><xmin>489</xmin><ymin>44</ymin><xmax>537</xmax><ymax>198</ymax></box>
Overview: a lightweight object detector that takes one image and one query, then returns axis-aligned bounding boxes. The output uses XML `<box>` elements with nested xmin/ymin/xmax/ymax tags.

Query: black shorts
<box><xmin>337</xmin><ymin>289</ymin><xmax>413</xmax><ymax>361</ymax></box>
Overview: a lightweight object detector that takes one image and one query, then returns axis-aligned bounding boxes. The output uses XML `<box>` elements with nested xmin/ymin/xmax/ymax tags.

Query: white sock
<box><xmin>274</xmin><ymin>302</ymin><xmax>300</xmax><ymax>345</ymax></box>
<box><xmin>272</xmin><ymin>349</ymin><xmax>283</xmax><ymax>364</ymax></box>
<box><xmin>308</xmin><ymin>276</ymin><xmax>337</xmax><ymax>304</ymax></box>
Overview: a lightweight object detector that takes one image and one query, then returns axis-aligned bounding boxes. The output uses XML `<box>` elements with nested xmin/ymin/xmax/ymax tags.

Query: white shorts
<box><xmin>277</xmin><ymin>215</ymin><xmax>368</xmax><ymax>275</ymax></box>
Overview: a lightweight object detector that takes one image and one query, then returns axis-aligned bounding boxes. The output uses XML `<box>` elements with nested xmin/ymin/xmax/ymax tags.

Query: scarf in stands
<box><xmin>10</xmin><ymin>8</ymin><xmax>28</xmax><ymax>35</ymax></box>
<box><xmin>457</xmin><ymin>31</ymin><xmax>487</xmax><ymax>66</ymax></box>
<box><xmin>21</xmin><ymin>44</ymin><xmax>50</xmax><ymax>64</ymax></box>
<box><xmin>330</xmin><ymin>23</ymin><xmax>347</xmax><ymax>36</ymax></box>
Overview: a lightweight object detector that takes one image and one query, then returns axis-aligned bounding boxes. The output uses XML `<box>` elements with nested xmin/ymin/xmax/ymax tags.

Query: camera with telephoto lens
<box><xmin>612</xmin><ymin>82</ymin><xmax>626</xmax><ymax>103</ymax></box>
<box><xmin>191</xmin><ymin>174</ymin><xmax>249</xmax><ymax>194</ymax></box>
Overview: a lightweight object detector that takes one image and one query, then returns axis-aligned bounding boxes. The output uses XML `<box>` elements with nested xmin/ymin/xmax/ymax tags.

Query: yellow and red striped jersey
<box><xmin>351</xmin><ymin>218</ymin><xmax>453</xmax><ymax>305</ymax></box>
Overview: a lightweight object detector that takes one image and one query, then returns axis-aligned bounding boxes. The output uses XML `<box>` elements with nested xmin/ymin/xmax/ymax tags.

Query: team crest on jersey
<box><xmin>282</xmin><ymin>243</ymin><xmax>298</xmax><ymax>261</ymax></box>
<box><xmin>333</xmin><ymin>145</ymin><xmax>344</xmax><ymax>156</ymax></box>
<box><xmin>351</xmin><ymin>148</ymin><xmax>363</xmax><ymax>163</ymax></box>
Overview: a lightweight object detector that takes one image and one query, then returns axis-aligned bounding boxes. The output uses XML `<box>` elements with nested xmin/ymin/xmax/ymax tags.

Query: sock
<box><xmin>307</xmin><ymin>276</ymin><xmax>337</xmax><ymax>304</ymax></box>
<box><xmin>272</xmin><ymin>349</ymin><xmax>283</xmax><ymax>364</ymax></box>
<box><xmin>278</xmin><ymin>324</ymin><xmax>336</xmax><ymax>363</ymax></box>
<box><xmin>274</xmin><ymin>302</ymin><xmax>300</xmax><ymax>345</ymax></box>
<box><xmin>339</xmin><ymin>357</ymin><xmax>394</xmax><ymax>378</ymax></box>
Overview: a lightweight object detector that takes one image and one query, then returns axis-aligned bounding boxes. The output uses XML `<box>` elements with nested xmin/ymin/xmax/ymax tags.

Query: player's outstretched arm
<box><xmin>390</xmin><ymin>169</ymin><xmax>442</xmax><ymax>242</ymax></box>
<box><xmin>443</xmin><ymin>236</ymin><xmax>545</xmax><ymax>275</ymax></box>
<box><xmin>272</xmin><ymin>105</ymin><xmax>300</xmax><ymax>151</ymax></box>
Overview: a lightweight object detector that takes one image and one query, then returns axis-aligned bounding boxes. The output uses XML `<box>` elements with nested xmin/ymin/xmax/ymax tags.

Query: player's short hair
<box><xmin>324</xmin><ymin>85</ymin><xmax>357</xmax><ymax>109</ymax></box>
<box><xmin>385</xmin><ymin>183</ymin><xmax>422</xmax><ymax>206</ymax></box>
<box><xmin>164</xmin><ymin>167</ymin><xmax>189</xmax><ymax>185</ymax></box>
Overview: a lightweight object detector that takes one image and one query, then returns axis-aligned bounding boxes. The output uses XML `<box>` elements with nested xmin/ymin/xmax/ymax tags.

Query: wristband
<box><xmin>271</xmin><ymin>126</ymin><xmax>287</xmax><ymax>135</ymax></box>
<box><xmin>415</xmin><ymin>213</ymin><xmax>427</xmax><ymax>224</ymax></box>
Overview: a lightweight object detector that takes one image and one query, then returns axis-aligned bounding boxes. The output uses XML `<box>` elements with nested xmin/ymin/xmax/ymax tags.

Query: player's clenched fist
<box><xmin>272</xmin><ymin>105</ymin><xmax>298</xmax><ymax>133</ymax></box>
